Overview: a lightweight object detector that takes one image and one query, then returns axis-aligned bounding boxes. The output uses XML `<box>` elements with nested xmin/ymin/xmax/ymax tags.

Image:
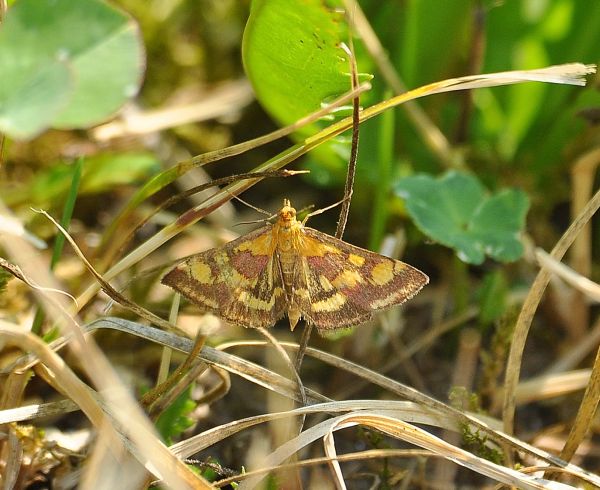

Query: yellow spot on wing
<box><xmin>370</xmin><ymin>292</ymin><xmax>400</xmax><ymax>309</ymax></box>
<box><xmin>301</xmin><ymin>235</ymin><xmax>340</xmax><ymax>257</ymax></box>
<box><xmin>371</xmin><ymin>262</ymin><xmax>394</xmax><ymax>285</ymax></box>
<box><xmin>348</xmin><ymin>253</ymin><xmax>365</xmax><ymax>266</ymax></box>
<box><xmin>190</xmin><ymin>262</ymin><xmax>213</xmax><ymax>284</ymax></box>
<box><xmin>312</xmin><ymin>292</ymin><xmax>346</xmax><ymax>312</ymax></box>
<box><xmin>238</xmin><ymin>288</ymin><xmax>283</xmax><ymax>311</ymax></box>
<box><xmin>236</xmin><ymin>232</ymin><xmax>274</xmax><ymax>255</ymax></box>
<box><xmin>230</xmin><ymin>268</ymin><xmax>257</xmax><ymax>287</ymax></box>
<box><xmin>332</xmin><ymin>269</ymin><xmax>362</xmax><ymax>289</ymax></box>
<box><xmin>394</xmin><ymin>261</ymin><xmax>407</xmax><ymax>273</ymax></box>
<box><xmin>319</xmin><ymin>275</ymin><xmax>334</xmax><ymax>291</ymax></box>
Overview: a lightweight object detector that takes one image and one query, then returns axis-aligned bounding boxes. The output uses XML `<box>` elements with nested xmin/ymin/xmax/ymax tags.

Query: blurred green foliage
<box><xmin>155</xmin><ymin>384</ymin><xmax>197</xmax><ymax>445</ymax></box>
<box><xmin>0</xmin><ymin>0</ymin><xmax>144</xmax><ymax>138</ymax></box>
<box><xmin>3</xmin><ymin>153</ymin><xmax>160</xmax><ymax>208</ymax></box>
<box><xmin>241</xmin><ymin>0</ymin><xmax>599</xmax><ymax>257</ymax></box>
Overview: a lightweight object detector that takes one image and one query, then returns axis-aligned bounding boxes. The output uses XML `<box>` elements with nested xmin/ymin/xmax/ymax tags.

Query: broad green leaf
<box><xmin>0</xmin><ymin>0</ymin><xmax>144</xmax><ymax>138</ymax></box>
<box><xmin>80</xmin><ymin>153</ymin><xmax>159</xmax><ymax>193</ymax></box>
<box><xmin>242</xmin><ymin>0</ymin><xmax>356</xmax><ymax>127</ymax></box>
<box><xmin>5</xmin><ymin>153</ymin><xmax>159</xmax><ymax>207</ymax></box>
<box><xmin>395</xmin><ymin>171</ymin><xmax>530</xmax><ymax>264</ymax></box>
<box><xmin>0</xmin><ymin>30</ymin><xmax>73</xmax><ymax>137</ymax></box>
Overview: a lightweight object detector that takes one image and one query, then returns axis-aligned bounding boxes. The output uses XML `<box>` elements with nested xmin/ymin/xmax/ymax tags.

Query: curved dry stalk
<box><xmin>558</xmin><ymin>344</ymin><xmax>600</xmax><ymax>462</ymax></box>
<box><xmin>213</xmin><ymin>448</ymin><xmax>434</xmax><ymax>488</ymax></box>
<box><xmin>0</xmin><ymin>257</ymin><xmax>76</xmax><ymax>305</ymax></box>
<box><xmin>535</xmin><ymin>248</ymin><xmax>600</xmax><ymax>302</ymax></box>
<box><xmin>322</xmin><ymin>413</ymin><xmax>567</xmax><ymax>490</ymax></box>
<box><xmin>568</xmin><ymin>148</ymin><xmax>600</xmax><ymax>336</ymax></box>
<box><xmin>502</xmin><ymin>188</ymin><xmax>600</xmax><ymax>438</ymax></box>
<box><xmin>34</xmin><ymin>209</ymin><xmax>186</xmax><ymax>335</ymax></box>
<box><xmin>86</xmin><ymin>317</ymin><xmax>329</xmax><ymax>405</ymax></box>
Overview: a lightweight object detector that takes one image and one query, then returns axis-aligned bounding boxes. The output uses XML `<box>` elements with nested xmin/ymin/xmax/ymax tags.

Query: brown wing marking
<box><xmin>293</xmin><ymin>228</ymin><xmax>428</xmax><ymax>330</ymax></box>
<box><xmin>161</xmin><ymin>225</ymin><xmax>287</xmax><ymax>328</ymax></box>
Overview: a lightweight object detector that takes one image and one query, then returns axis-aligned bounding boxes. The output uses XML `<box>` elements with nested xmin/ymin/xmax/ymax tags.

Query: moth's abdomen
<box><xmin>278</xmin><ymin>250</ymin><xmax>298</xmax><ymax>291</ymax></box>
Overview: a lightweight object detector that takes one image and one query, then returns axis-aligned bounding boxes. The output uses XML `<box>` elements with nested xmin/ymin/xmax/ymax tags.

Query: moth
<box><xmin>162</xmin><ymin>199</ymin><xmax>428</xmax><ymax>331</ymax></box>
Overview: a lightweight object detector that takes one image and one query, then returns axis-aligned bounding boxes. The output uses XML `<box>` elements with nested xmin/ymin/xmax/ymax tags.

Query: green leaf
<box><xmin>242</xmin><ymin>0</ymin><xmax>357</xmax><ymax>127</ymax></box>
<box><xmin>477</xmin><ymin>270</ymin><xmax>508</xmax><ymax>325</ymax></box>
<box><xmin>395</xmin><ymin>171</ymin><xmax>530</xmax><ymax>264</ymax></box>
<box><xmin>5</xmin><ymin>152</ymin><xmax>159</xmax><ymax>207</ymax></box>
<box><xmin>0</xmin><ymin>43</ymin><xmax>73</xmax><ymax>138</ymax></box>
<box><xmin>155</xmin><ymin>385</ymin><xmax>197</xmax><ymax>445</ymax></box>
<box><xmin>0</xmin><ymin>0</ymin><xmax>144</xmax><ymax>139</ymax></box>
<box><xmin>79</xmin><ymin>153</ymin><xmax>159</xmax><ymax>194</ymax></box>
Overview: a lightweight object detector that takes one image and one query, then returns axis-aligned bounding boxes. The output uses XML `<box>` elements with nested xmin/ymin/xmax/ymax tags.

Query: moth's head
<box><xmin>279</xmin><ymin>199</ymin><xmax>297</xmax><ymax>224</ymax></box>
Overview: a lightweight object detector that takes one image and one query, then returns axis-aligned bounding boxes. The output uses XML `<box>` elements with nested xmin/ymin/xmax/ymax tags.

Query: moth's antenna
<box><xmin>233</xmin><ymin>217</ymin><xmax>272</xmax><ymax>227</ymax></box>
<box><xmin>226</xmin><ymin>192</ymin><xmax>277</xmax><ymax>227</ymax></box>
<box><xmin>229</xmin><ymin>193</ymin><xmax>272</xmax><ymax>217</ymax></box>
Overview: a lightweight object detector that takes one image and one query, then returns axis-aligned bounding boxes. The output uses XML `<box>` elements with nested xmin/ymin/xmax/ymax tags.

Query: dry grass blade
<box><xmin>221</xmin><ymin>340</ymin><xmax>600</xmax><ymax>487</ymax></box>
<box><xmin>503</xmin><ymin>188</ymin><xmax>600</xmax><ymax>438</ymax></box>
<box><xmin>236</xmin><ymin>406</ymin><xmax>446</xmax><ymax>490</ymax></box>
<box><xmin>0</xmin><ymin>321</ymin><xmax>208</xmax><ymax>489</ymax></box>
<box><xmin>535</xmin><ymin>248</ymin><xmax>600</xmax><ymax>302</ymax></box>
<box><xmin>321</xmin><ymin>412</ymin><xmax>577</xmax><ymax>490</ymax></box>
<box><xmin>233</xmin><ymin>406</ymin><xmax>577</xmax><ymax>489</ymax></box>
<box><xmin>214</xmin><ymin>449</ymin><xmax>434</xmax><ymax>488</ymax></box>
<box><xmin>0</xmin><ymin>399</ymin><xmax>79</xmax><ymax>424</ymax></box>
<box><xmin>568</xmin><ymin>148</ymin><xmax>600</xmax><ymax>336</ymax></box>
<box><xmin>85</xmin><ymin>318</ymin><xmax>329</xmax><ymax>405</ymax></box>
<box><xmin>559</xmin><ymin>344</ymin><xmax>600</xmax><ymax>462</ymax></box>
<box><xmin>0</xmin><ymin>202</ymin><xmax>210</xmax><ymax>489</ymax></box>
<box><xmin>515</xmin><ymin>369</ymin><xmax>592</xmax><ymax>405</ymax></box>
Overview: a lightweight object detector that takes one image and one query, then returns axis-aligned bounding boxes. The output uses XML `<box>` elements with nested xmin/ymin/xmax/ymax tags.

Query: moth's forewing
<box><xmin>293</xmin><ymin>228</ymin><xmax>428</xmax><ymax>330</ymax></box>
<box><xmin>161</xmin><ymin>225</ymin><xmax>287</xmax><ymax>328</ymax></box>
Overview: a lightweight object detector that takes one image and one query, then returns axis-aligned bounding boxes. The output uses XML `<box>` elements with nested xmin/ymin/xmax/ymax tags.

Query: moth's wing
<box><xmin>161</xmin><ymin>226</ymin><xmax>287</xmax><ymax>328</ymax></box>
<box><xmin>293</xmin><ymin>228</ymin><xmax>428</xmax><ymax>330</ymax></box>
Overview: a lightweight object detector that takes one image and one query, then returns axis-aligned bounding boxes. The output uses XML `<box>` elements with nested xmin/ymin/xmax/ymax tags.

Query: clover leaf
<box><xmin>395</xmin><ymin>171</ymin><xmax>530</xmax><ymax>264</ymax></box>
<box><xmin>0</xmin><ymin>0</ymin><xmax>144</xmax><ymax>139</ymax></box>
